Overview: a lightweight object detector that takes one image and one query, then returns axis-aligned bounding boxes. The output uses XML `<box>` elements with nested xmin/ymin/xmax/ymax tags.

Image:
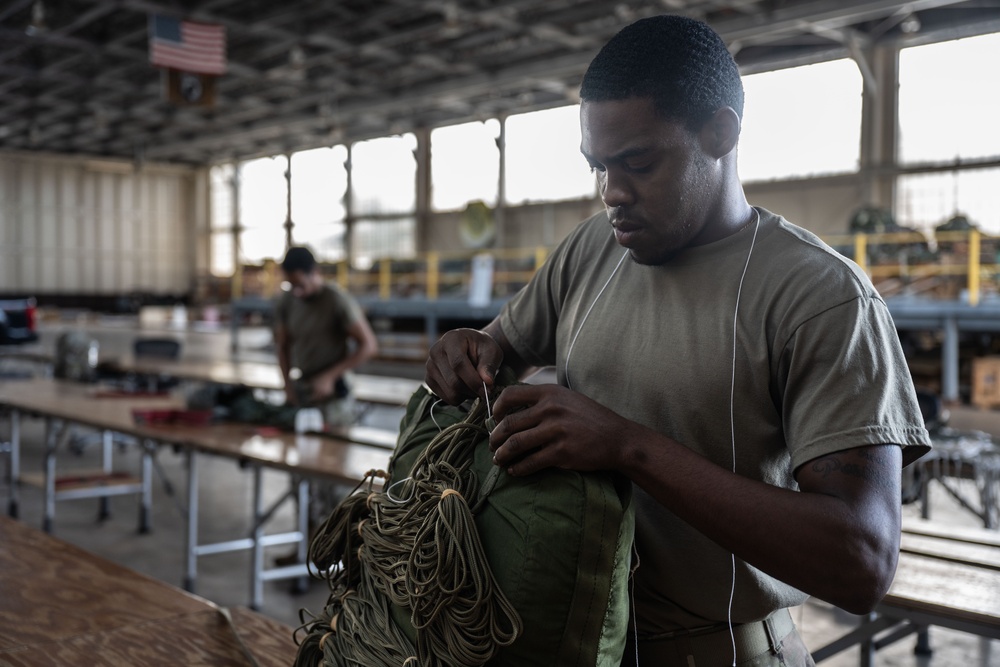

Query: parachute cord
<box><xmin>294</xmin><ymin>376</ymin><xmax>522</xmax><ymax>667</ymax></box>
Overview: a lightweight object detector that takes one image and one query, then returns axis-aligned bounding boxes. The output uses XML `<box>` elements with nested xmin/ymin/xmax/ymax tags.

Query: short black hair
<box><xmin>580</xmin><ymin>15</ymin><xmax>744</xmax><ymax>132</ymax></box>
<box><xmin>281</xmin><ymin>246</ymin><xmax>317</xmax><ymax>273</ymax></box>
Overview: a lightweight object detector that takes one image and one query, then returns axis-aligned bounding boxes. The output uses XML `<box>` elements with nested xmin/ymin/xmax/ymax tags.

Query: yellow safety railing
<box><xmin>825</xmin><ymin>229</ymin><xmax>996</xmax><ymax>305</ymax></box>
<box><xmin>249</xmin><ymin>230</ymin><xmax>999</xmax><ymax>305</ymax></box>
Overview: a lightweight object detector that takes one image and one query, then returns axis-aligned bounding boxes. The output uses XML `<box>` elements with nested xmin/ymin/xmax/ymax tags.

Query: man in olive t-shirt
<box><xmin>424</xmin><ymin>15</ymin><xmax>931</xmax><ymax>667</ymax></box>
<box><xmin>274</xmin><ymin>246</ymin><xmax>378</xmax><ymax>426</ymax></box>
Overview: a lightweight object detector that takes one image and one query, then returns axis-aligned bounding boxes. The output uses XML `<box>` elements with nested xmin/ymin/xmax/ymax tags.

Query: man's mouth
<box><xmin>612</xmin><ymin>219</ymin><xmax>643</xmax><ymax>245</ymax></box>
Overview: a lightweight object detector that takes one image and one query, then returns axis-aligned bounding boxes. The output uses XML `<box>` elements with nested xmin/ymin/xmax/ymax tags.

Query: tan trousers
<box><xmin>620</xmin><ymin>609</ymin><xmax>816</xmax><ymax>667</ymax></box>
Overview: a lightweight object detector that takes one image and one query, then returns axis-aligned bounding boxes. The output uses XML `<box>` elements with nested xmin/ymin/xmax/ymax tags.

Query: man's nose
<box><xmin>601</xmin><ymin>171</ymin><xmax>633</xmax><ymax>209</ymax></box>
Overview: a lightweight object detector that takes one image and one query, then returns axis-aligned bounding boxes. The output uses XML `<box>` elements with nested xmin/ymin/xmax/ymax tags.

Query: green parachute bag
<box><xmin>295</xmin><ymin>368</ymin><xmax>635</xmax><ymax>667</ymax></box>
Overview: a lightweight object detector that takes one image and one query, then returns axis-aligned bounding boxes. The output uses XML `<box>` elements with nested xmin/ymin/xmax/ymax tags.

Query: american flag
<box><xmin>148</xmin><ymin>15</ymin><xmax>227</xmax><ymax>76</ymax></box>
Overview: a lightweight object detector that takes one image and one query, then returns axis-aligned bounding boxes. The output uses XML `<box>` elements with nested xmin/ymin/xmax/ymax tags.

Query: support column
<box><xmin>859</xmin><ymin>45</ymin><xmax>899</xmax><ymax>209</ymax></box>
<box><xmin>344</xmin><ymin>144</ymin><xmax>354</xmax><ymax>265</ymax></box>
<box><xmin>496</xmin><ymin>115</ymin><xmax>507</xmax><ymax>250</ymax></box>
<box><xmin>414</xmin><ymin>126</ymin><xmax>432</xmax><ymax>253</ymax></box>
<box><xmin>231</xmin><ymin>165</ymin><xmax>243</xmax><ymax>301</ymax></box>
<box><xmin>284</xmin><ymin>151</ymin><xmax>294</xmax><ymax>249</ymax></box>
<box><xmin>942</xmin><ymin>315</ymin><xmax>960</xmax><ymax>404</ymax></box>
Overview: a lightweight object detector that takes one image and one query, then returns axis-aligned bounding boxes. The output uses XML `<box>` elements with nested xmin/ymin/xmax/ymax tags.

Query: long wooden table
<box><xmin>813</xmin><ymin>516</ymin><xmax>1000</xmax><ymax>665</ymax></box>
<box><xmin>0</xmin><ymin>376</ymin><xmax>393</xmax><ymax>609</ymax></box>
<box><xmin>0</xmin><ymin>381</ymin><xmax>184</xmax><ymax>532</ymax></box>
<box><xmin>110</xmin><ymin>356</ymin><xmax>422</xmax><ymax>407</ymax></box>
<box><xmin>0</xmin><ymin>515</ymin><xmax>297</xmax><ymax>666</ymax></box>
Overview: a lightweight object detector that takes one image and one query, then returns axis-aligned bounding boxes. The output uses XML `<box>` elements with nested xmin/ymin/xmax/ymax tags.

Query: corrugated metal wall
<box><xmin>0</xmin><ymin>151</ymin><xmax>198</xmax><ymax>296</ymax></box>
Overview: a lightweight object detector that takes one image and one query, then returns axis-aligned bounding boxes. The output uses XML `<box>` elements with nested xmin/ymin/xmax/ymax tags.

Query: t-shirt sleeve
<box><xmin>341</xmin><ymin>292</ymin><xmax>364</xmax><ymax>326</ymax></box>
<box><xmin>779</xmin><ymin>295</ymin><xmax>932</xmax><ymax>469</ymax></box>
<box><xmin>500</xmin><ymin>239</ymin><xmax>570</xmax><ymax>369</ymax></box>
<box><xmin>273</xmin><ymin>293</ymin><xmax>289</xmax><ymax>331</ymax></box>
<box><xmin>332</xmin><ymin>286</ymin><xmax>364</xmax><ymax>327</ymax></box>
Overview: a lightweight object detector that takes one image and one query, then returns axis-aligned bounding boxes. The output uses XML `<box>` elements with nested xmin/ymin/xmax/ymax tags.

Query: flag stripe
<box><xmin>149</xmin><ymin>14</ymin><xmax>227</xmax><ymax>75</ymax></box>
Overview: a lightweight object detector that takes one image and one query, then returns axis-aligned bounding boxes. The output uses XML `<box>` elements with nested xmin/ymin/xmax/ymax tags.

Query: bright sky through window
<box><xmin>505</xmin><ymin>105</ymin><xmax>596</xmax><ymax>204</ymax></box>
<box><xmin>432</xmin><ymin>120</ymin><xmax>500</xmax><ymax>211</ymax></box>
<box><xmin>895</xmin><ymin>31</ymin><xmax>1000</xmax><ymax>233</ymax></box>
<box><xmin>898</xmin><ymin>32</ymin><xmax>1000</xmax><ymax>163</ymax></box>
<box><xmin>351</xmin><ymin>134</ymin><xmax>417</xmax><ymax>215</ymax></box>
<box><xmin>239</xmin><ymin>155</ymin><xmax>287</xmax><ymax>263</ymax></box>
<box><xmin>291</xmin><ymin>146</ymin><xmax>348</xmax><ymax>261</ymax></box>
<box><xmin>739</xmin><ymin>59</ymin><xmax>862</xmax><ymax>181</ymax></box>
<box><xmin>897</xmin><ymin>168</ymin><xmax>1000</xmax><ymax>233</ymax></box>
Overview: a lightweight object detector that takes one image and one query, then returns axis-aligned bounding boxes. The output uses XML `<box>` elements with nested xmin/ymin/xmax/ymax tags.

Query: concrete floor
<box><xmin>2</xmin><ymin>315</ymin><xmax>998</xmax><ymax>665</ymax></box>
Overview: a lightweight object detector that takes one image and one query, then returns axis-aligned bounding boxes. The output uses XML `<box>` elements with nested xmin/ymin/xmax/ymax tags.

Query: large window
<box><xmin>290</xmin><ymin>146</ymin><xmax>348</xmax><ymax>261</ymax></box>
<box><xmin>505</xmin><ymin>105</ymin><xmax>596</xmax><ymax>204</ymax></box>
<box><xmin>897</xmin><ymin>168</ymin><xmax>1000</xmax><ymax>234</ymax></box>
<box><xmin>898</xmin><ymin>32</ymin><xmax>1000</xmax><ymax>164</ymax></box>
<box><xmin>209</xmin><ymin>164</ymin><xmax>235</xmax><ymax>276</ymax></box>
<box><xmin>350</xmin><ymin>135</ymin><xmax>418</xmax><ymax>267</ymax></box>
<box><xmin>351</xmin><ymin>217</ymin><xmax>416</xmax><ymax>270</ymax></box>
<box><xmin>896</xmin><ymin>32</ymin><xmax>1000</xmax><ymax>232</ymax></box>
<box><xmin>239</xmin><ymin>155</ymin><xmax>288</xmax><ymax>264</ymax></box>
<box><xmin>431</xmin><ymin>120</ymin><xmax>501</xmax><ymax>211</ymax></box>
<box><xmin>739</xmin><ymin>59</ymin><xmax>863</xmax><ymax>181</ymax></box>
<box><xmin>351</xmin><ymin>135</ymin><xmax>417</xmax><ymax>215</ymax></box>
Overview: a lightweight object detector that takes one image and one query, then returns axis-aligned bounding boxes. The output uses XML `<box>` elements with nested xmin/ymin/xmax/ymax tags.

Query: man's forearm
<box><xmin>618</xmin><ymin>428</ymin><xmax>902</xmax><ymax>614</ymax></box>
<box><xmin>316</xmin><ymin>336</ymin><xmax>378</xmax><ymax>387</ymax></box>
<box><xmin>276</xmin><ymin>347</ymin><xmax>292</xmax><ymax>385</ymax></box>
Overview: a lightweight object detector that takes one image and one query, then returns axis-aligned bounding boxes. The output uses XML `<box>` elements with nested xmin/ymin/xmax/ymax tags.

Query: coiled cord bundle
<box><xmin>295</xmin><ymin>386</ymin><xmax>521</xmax><ymax>667</ymax></box>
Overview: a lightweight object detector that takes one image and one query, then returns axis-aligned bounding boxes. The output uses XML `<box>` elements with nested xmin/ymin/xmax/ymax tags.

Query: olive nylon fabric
<box><xmin>386</xmin><ymin>383</ymin><xmax>636</xmax><ymax>667</ymax></box>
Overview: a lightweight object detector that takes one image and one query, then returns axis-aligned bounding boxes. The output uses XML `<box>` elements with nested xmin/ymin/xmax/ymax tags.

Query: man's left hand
<box><xmin>489</xmin><ymin>384</ymin><xmax>635</xmax><ymax>475</ymax></box>
<box><xmin>311</xmin><ymin>375</ymin><xmax>336</xmax><ymax>402</ymax></box>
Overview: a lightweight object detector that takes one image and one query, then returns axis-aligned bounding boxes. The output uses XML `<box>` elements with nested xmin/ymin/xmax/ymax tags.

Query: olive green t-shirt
<box><xmin>273</xmin><ymin>283</ymin><xmax>363</xmax><ymax>380</ymax></box>
<box><xmin>500</xmin><ymin>207</ymin><xmax>931</xmax><ymax>635</ymax></box>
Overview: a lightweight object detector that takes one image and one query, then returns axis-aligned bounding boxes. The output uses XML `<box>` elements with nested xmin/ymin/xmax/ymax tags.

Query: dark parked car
<box><xmin>0</xmin><ymin>297</ymin><xmax>39</xmax><ymax>344</ymax></box>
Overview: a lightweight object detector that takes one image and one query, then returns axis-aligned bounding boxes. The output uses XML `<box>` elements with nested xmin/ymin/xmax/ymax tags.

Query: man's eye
<box><xmin>625</xmin><ymin>162</ymin><xmax>652</xmax><ymax>173</ymax></box>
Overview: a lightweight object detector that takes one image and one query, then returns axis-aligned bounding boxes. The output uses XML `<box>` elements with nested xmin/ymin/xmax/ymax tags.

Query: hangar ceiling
<box><xmin>1</xmin><ymin>0</ymin><xmax>998</xmax><ymax>165</ymax></box>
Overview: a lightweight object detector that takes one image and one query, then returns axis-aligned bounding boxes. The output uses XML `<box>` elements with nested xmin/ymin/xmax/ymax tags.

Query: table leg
<box><xmin>7</xmin><ymin>408</ymin><xmax>20</xmax><ymax>518</ymax></box>
<box><xmin>860</xmin><ymin>612</ymin><xmax>876</xmax><ymax>667</ymax></box>
<box><xmin>914</xmin><ymin>626</ymin><xmax>933</xmax><ymax>656</ymax></box>
<box><xmin>981</xmin><ymin>470</ymin><xmax>997</xmax><ymax>530</ymax></box>
<box><xmin>139</xmin><ymin>441</ymin><xmax>152</xmax><ymax>534</ymax></box>
<box><xmin>295</xmin><ymin>476</ymin><xmax>310</xmax><ymax>593</ymax></box>
<box><xmin>98</xmin><ymin>430</ymin><xmax>112</xmax><ymax>521</ymax></box>
<box><xmin>251</xmin><ymin>465</ymin><xmax>264</xmax><ymax>610</ymax></box>
<box><xmin>43</xmin><ymin>418</ymin><xmax>61</xmax><ymax>533</ymax></box>
<box><xmin>184</xmin><ymin>449</ymin><xmax>199</xmax><ymax>593</ymax></box>
<box><xmin>975</xmin><ymin>636</ymin><xmax>992</xmax><ymax>667</ymax></box>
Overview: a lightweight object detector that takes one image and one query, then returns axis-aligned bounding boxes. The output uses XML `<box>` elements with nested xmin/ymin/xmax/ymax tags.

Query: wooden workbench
<box><xmin>1</xmin><ymin>376</ymin><xmax>394</xmax><ymax>609</ymax></box>
<box><xmin>0</xmin><ymin>515</ymin><xmax>296</xmax><ymax>666</ymax></box>
<box><xmin>813</xmin><ymin>516</ymin><xmax>1000</xmax><ymax>665</ymax></box>
<box><xmin>110</xmin><ymin>355</ymin><xmax>422</xmax><ymax>407</ymax></box>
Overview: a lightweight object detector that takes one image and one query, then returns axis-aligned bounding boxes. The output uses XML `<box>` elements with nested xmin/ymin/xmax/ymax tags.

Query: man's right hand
<box><xmin>425</xmin><ymin>328</ymin><xmax>504</xmax><ymax>405</ymax></box>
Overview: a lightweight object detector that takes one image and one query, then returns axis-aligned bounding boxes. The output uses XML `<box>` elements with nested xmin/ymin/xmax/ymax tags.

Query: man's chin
<box><xmin>627</xmin><ymin>246</ymin><xmax>681</xmax><ymax>266</ymax></box>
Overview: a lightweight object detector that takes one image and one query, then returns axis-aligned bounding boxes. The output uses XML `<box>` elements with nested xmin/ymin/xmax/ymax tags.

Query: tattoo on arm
<box><xmin>809</xmin><ymin>447</ymin><xmax>892</xmax><ymax>484</ymax></box>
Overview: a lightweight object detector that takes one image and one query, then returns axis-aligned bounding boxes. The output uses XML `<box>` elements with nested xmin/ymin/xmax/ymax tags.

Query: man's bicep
<box><xmin>795</xmin><ymin>444</ymin><xmax>903</xmax><ymax>508</ymax></box>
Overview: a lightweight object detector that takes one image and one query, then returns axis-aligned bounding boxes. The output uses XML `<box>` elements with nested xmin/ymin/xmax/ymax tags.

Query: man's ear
<box><xmin>699</xmin><ymin>107</ymin><xmax>741</xmax><ymax>158</ymax></box>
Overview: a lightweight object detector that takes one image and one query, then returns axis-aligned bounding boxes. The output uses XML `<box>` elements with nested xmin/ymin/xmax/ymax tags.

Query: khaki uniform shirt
<box><xmin>500</xmin><ymin>207</ymin><xmax>931</xmax><ymax>635</ymax></box>
<box><xmin>274</xmin><ymin>282</ymin><xmax>363</xmax><ymax>383</ymax></box>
